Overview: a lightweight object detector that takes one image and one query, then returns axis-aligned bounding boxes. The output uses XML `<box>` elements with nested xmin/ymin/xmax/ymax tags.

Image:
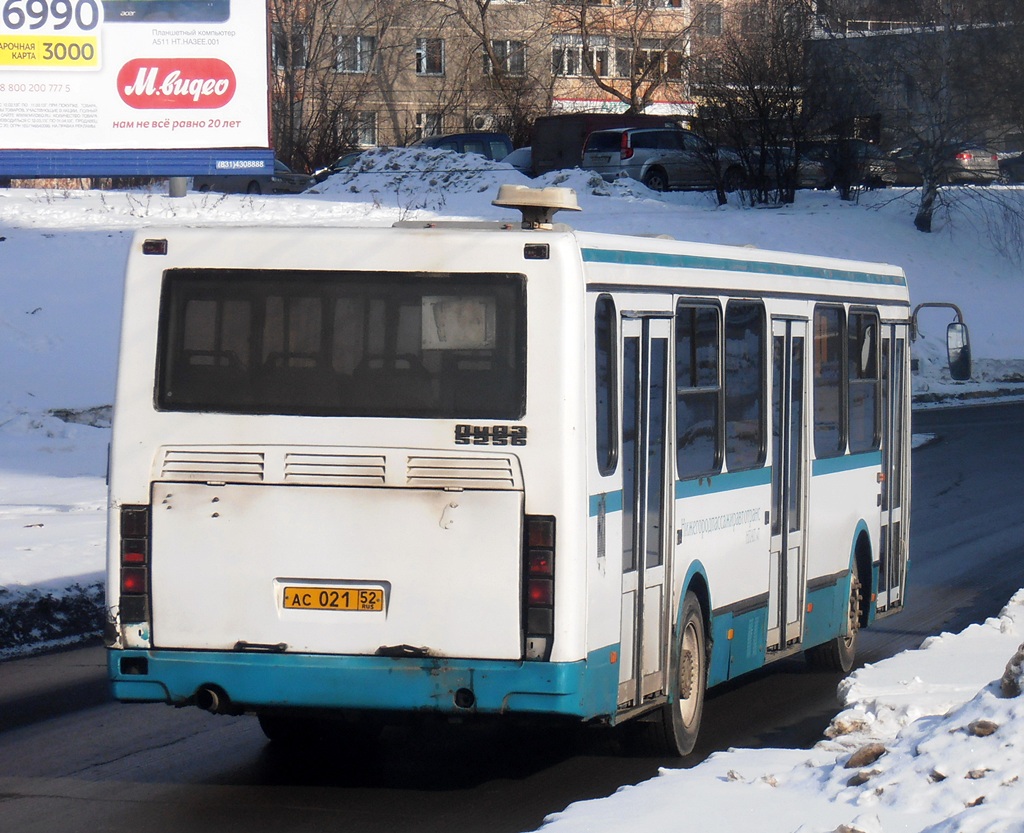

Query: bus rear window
<box><xmin>155</xmin><ymin>269</ymin><xmax>527</xmax><ymax>419</ymax></box>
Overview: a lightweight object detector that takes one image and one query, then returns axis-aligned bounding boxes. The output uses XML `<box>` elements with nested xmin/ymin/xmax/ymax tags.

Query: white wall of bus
<box><xmin>581</xmin><ymin>281</ymin><xmax>911</xmax><ymax>667</ymax></box>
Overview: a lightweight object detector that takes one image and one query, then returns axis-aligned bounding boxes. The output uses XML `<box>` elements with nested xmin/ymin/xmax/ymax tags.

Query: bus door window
<box><xmin>769</xmin><ymin>318</ymin><xmax>809</xmax><ymax>651</ymax></box>
<box><xmin>879</xmin><ymin>325</ymin><xmax>909</xmax><ymax>611</ymax></box>
<box><xmin>619</xmin><ymin>315</ymin><xmax>672</xmax><ymax>708</ymax></box>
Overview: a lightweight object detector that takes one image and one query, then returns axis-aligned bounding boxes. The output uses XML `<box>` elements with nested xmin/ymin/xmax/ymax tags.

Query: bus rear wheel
<box><xmin>806</xmin><ymin>563</ymin><xmax>862</xmax><ymax>673</ymax></box>
<box><xmin>632</xmin><ymin>591</ymin><xmax>707</xmax><ymax>757</ymax></box>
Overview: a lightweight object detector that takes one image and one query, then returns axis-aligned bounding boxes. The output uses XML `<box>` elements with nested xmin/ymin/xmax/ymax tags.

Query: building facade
<box><xmin>269</xmin><ymin>0</ymin><xmax>735</xmax><ymax>164</ymax></box>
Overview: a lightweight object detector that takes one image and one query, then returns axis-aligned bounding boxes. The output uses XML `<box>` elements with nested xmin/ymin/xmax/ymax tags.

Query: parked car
<box><xmin>800</xmin><ymin>140</ymin><xmax>897</xmax><ymax>189</ymax></box>
<box><xmin>530</xmin><ymin>112</ymin><xmax>683</xmax><ymax>176</ymax></box>
<box><xmin>737</xmin><ymin>146</ymin><xmax>833</xmax><ymax>191</ymax></box>
<box><xmin>501</xmin><ymin>146</ymin><xmax>534</xmax><ymax>177</ymax></box>
<box><xmin>945</xmin><ymin>145</ymin><xmax>1000</xmax><ymax>184</ymax></box>
<box><xmin>999</xmin><ymin>152</ymin><xmax>1024</xmax><ymax>183</ymax></box>
<box><xmin>889</xmin><ymin>144</ymin><xmax>1000</xmax><ymax>186</ymax></box>
<box><xmin>411</xmin><ymin>132</ymin><xmax>513</xmax><ymax>161</ymax></box>
<box><xmin>193</xmin><ymin>159</ymin><xmax>313</xmax><ymax>195</ymax></box>
<box><xmin>582</xmin><ymin>127</ymin><xmax>745</xmax><ymax>192</ymax></box>
<box><xmin>312</xmin><ymin>150</ymin><xmax>368</xmax><ymax>183</ymax></box>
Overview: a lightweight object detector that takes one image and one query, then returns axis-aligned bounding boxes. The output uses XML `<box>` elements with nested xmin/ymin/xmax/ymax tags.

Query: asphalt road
<box><xmin>1</xmin><ymin>401</ymin><xmax>1022</xmax><ymax>833</ymax></box>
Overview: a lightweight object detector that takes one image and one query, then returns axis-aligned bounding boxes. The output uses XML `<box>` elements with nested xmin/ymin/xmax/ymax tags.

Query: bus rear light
<box><xmin>528</xmin><ymin>578</ymin><xmax>553</xmax><ymax>606</ymax></box>
<box><xmin>523</xmin><ymin>515</ymin><xmax>555</xmax><ymax>660</ymax></box>
<box><xmin>527</xmin><ymin>517</ymin><xmax>554</xmax><ymax>548</ymax></box>
<box><xmin>527</xmin><ymin>550</ymin><xmax>553</xmax><ymax>575</ymax></box>
<box><xmin>121</xmin><ymin>567</ymin><xmax>148</xmax><ymax>595</ymax></box>
<box><xmin>119</xmin><ymin>505</ymin><xmax>151</xmax><ymax>625</ymax></box>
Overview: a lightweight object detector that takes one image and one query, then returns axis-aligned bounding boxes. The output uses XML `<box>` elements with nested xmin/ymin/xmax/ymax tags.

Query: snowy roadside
<box><xmin>538</xmin><ymin>591</ymin><xmax>1024</xmax><ymax>833</ymax></box>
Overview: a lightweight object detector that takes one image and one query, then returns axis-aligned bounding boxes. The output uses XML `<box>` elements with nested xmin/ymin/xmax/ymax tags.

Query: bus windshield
<box><xmin>155</xmin><ymin>269</ymin><xmax>527</xmax><ymax>419</ymax></box>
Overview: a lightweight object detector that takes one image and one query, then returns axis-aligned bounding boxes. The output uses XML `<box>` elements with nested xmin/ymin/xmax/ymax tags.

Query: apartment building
<box><xmin>270</xmin><ymin>0</ymin><xmax>730</xmax><ymax>159</ymax></box>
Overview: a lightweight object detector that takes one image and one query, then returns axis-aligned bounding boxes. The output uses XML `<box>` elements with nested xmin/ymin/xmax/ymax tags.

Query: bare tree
<box><xmin>551</xmin><ymin>0</ymin><xmax>695</xmax><ymax>116</ymax></box>
<box><xmin>810</xmin><ymin>0</ymin><xmax>1021</xmax><ymax>231</ymax></box>
<box><xmin>269</xmin><ymin>0</ymin><xmax>394</xmax><ymax>171</ymax></box>
<box><xmin>433</xmin><ymin>0</ymin><xmax>554</xmax><ymax>146</ymax></box>
<box><xmin>695</xmin><ymin>0</ymin><xmax>817</xmax><ymax>205</ymax></box>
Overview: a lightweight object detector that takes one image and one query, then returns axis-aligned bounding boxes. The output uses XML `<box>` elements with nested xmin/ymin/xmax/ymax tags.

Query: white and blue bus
<box><xmin>106</xmin><ymin>186</ymin><xmax>967</xmax><ymax>754</ymax></box>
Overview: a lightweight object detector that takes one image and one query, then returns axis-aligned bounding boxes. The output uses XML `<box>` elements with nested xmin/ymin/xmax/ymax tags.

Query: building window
<box><xmin>552</xmin><ymin>35</ymin><xmax>583</xmax><ymax>77</ymax></box>
<box><xmin>416</xmin><ymin>112</ymin><xmax>443</xmax><ymax>140</ymax></box>
<box><xmin>341</xmin><ymin>111</ymin><xmax>377</xmax><ymax>147</ymax></box>
<box><xmin>272</xmin><ymin>26</ymin><xmax>306</xmax><ymax>69</ymax></box>
<box><xmin>700</xmin><ymin>3</ymin><xmax>723</xmax><ymax>36</ymax></box>
<box><xmin>665</xmin><ymin>49</ymin><xmax>685</xmax><ymax>80</ymax></box>
<box><xmin>337</xmin><ymin>35</ymin><xmax>377</xmax><ymax>74</ymax></box>
<box><xmin>552</xmin><ymin>35</ymin><xmax>609</xmax><ymax>78</ymax></box>
<box><xmin>416</xmin><ymin>38</ymin><xmax>444</xmax><ymax>75</ymax></box>
<box><xmin>485</xmin><ymin>40</ymin><xmax>526</xmax><ymax>76</ymax></box>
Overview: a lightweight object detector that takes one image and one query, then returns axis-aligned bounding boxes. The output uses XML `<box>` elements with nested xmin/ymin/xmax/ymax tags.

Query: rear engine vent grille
<box><xmin>284</xmin><ymin>452</ymin><xmax>387</xmax><ymax>485</ymax></box>
<box><xmin>161</xmin><ymin>450</ymin><xmax>265</xmax><ymax>482</ymax></box>
<box><xmin>407</xmin><ymin>455</ymin><xmax>518</xmax><ymax>489</ymax></box>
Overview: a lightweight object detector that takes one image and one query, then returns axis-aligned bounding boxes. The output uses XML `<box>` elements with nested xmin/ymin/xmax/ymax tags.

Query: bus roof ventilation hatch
<box><xmin>492</xmin><ymin>185</ymin><xmax>581</xmax><ymax>230</ymax></box>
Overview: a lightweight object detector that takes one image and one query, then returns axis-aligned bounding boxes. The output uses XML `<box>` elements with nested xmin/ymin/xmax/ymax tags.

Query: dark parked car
<box><xmin>999</xmin><ymin>152</ymin><xmax>1024</xmax><ymax>183</ymax></box>
<box><xmin>411</xmin><ymin>132</ymin><xmax>513</xmax><ymax>161</ymax></box>
<box><xmin>800</xmin><ymin>140</ymin><xmax>897</xmax><ymax>189</ymax></box>
<box><xmin>889</xmin><ymin>144</ymin><xmax>1000</xmax><ymax>186</ymax></box>
<box><xmin>737</xmin><ymin>146</ymin><xmax>833</xmax><ymax>191</ymax></box>
<box><xmin>501</xmin><ymin>146</ymin><xmax>534</xmax><ymax>176</ymax></box>
<box><xmin>582</xmin><ymin>127</ymin><xmax>744</xmax><ymax>192</ymax></box>
<box><xmin>193</xmin><ymin>159</ymin><xmax>313</xmax><ymax>195</ymax></box>
<box><xmin>312</xmin><ymin>150</ymin><xmax>368</xmax><ymax>183</ymax></box>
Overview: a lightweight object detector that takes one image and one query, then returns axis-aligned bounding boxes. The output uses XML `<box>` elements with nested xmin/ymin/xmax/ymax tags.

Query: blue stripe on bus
<box><xmin>109</xmin><ymin>645</ymin><xmax>622</xmax><ymax>721</ymax></box>
<box><xmin>581</xmin><ymin>247</ymin><xmax>907</xmax><ymax>287</ymax></box>
<box><xmin>811</xmin><ymin>451</ymin><xmax>883</xmax><ymax>477</ymax></box>
<box><xmin>589</xmin><ymin>490</ymin><xmax>624</xmax><ymax>517</ymax></box>
<box><xmin>590</xmin><ymin>468</ymin><xmax>771</xmax><ymax>516</ymax></box>
<box><xmin>675</xmin><ymin>466</ymin><xmax>772</xmax><ymax>499</ymax></box>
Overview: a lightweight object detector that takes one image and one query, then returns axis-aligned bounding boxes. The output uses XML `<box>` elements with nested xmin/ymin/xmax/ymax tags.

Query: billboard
<box><xmin>0</xmin><ymin>0</ymin><xmax>272</xmax><ymax>177</ymax></box>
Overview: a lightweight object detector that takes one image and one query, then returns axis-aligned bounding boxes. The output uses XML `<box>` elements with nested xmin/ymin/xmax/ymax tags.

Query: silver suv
<box><xmin>582</xmin><ymin>127</ymin><xmax>744</xmax><ymax>192</ymax></box>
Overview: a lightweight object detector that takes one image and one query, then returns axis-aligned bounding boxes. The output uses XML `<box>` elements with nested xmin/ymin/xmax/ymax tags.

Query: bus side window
<box><xmin>848</xmin><ymin>311</ymin><xmax>880</xmax><ymax>453</ymax></box>
<box><xmin>595</xmin><ymin>294</ymin><xmax>618</xmax><ymax>476</ymax></box>
<box><xmin>813</xmin><ymin>304</ymin><xmax>845</xmax><ymax>458</ymax></box>
<box><xmin>724</xmin><ymin>300</ymin><xmax>766</xmax><ymax>471</ymax></box>
<box><xmin>675</xmin><ymin>301</ymin><xmax>722</xmax><ymax>479</ymax></box>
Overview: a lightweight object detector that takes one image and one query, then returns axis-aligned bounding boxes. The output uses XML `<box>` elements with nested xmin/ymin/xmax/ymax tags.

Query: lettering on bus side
<box><xmin>454</xmin><ymin>424</ymin><xmax>527</xmax><ymax>446</ymax></box>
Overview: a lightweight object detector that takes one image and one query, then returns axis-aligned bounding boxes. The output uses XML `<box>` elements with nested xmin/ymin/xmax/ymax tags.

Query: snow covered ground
<box><xmin>3</xmin><ymin>148</ymin><xmax>1024</xmax><ymax>832</ymax></box>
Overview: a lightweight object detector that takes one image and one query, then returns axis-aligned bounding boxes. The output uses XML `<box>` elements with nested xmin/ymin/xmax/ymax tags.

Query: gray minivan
<box><xmin>582</xmin><ymin>127</ymin><xmax>744</xmax><ymax>192</ymax></box>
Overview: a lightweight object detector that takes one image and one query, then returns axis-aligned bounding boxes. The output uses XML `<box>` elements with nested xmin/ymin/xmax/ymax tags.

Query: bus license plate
<box><xmin>282</xmin><ymin>586</ymin><xmax>384</xmax><ymax>612</ymax></box>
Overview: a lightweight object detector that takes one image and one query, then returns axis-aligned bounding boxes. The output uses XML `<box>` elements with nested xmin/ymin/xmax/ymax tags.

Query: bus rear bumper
<box><xmin>108</xmin><ymin>647</ymin><xmax>620</xmax><ymax>720</ymax></box>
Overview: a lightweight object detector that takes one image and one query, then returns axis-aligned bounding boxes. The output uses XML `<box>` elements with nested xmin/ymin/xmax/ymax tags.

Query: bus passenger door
<box><xmin>768</xmin><ymin>319</ymin><xmax>809</xmax><ymax>651</ymax></box>
<box><xmin>619</xmin><ymin>316</ymin><xmax>672</xmax><ymax>709</ymax></box>
<box><xmin>878</xmin><ymin>324</ymin><xmax>909</xmax><ymax>612</ymax></box>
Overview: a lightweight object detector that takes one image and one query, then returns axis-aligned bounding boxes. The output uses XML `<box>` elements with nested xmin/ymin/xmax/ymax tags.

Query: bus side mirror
<box><xmin>947</xmin><ymin>322</ymin><xmax>971</xmax><ymax>381</ymax></box>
